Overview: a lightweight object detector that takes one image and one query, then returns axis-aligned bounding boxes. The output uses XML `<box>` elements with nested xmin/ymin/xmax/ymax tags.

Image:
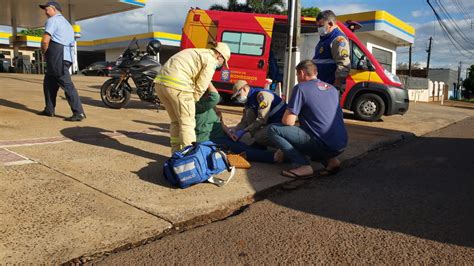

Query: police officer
<box><xmin>155</xmin><ymin>42</ymin><xmax>231</xmax><ymax>153</ymax></box>
<box><xmin>230</xmin><ymin>80</ymin><xmax>287</xmax><ymax>147</ymax></box>
<box><xmin>313</xmin><ymin>10</ymin><xmax>351</xmax><ymax>91</ymax></box>
<box><xmin>38</xmin><ymin>1</ymin><xmax>85</xmax><ymax>121</ymax></box>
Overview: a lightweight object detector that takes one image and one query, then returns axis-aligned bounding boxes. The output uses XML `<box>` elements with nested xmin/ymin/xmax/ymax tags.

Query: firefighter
<box><xmin>230</xmin><ymin>80</ymin><xmax>287</xmax><ymax>147</ymax></box>
<box><xmin>155</xmin><ymin>42</ymin><xmax>231</xmax><ymax>153</ymax></box>
<box><xmin>313</xmin><ymin>10</ymin><xmax>351</xmax><ymax>91</ymax></box>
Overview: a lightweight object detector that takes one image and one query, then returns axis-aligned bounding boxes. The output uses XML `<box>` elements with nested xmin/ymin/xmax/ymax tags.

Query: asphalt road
<box><xmin>95</xmin><ymin>117</ymin><xmax>474</xmax><ymax>264</ymax></box>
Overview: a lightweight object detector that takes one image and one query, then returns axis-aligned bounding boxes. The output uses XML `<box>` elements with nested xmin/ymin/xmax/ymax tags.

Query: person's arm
<box><xmin>283</xmin><ymin>84</ymin><xmax>303</xmax><ymax>126</ymax></box>
<box><xmin>331</xmin><ymin>36</ymin><xmax>351</xmax><ymax>88</ymax></box>
<box><xmin>41</xmin><ymin>34</ymin><xmax>51</xmax><ymax>54</ymax></box>
<box><xmin>195</xmin><ymin>91</ymin><xmax>220</xmax><ymax>114</ymax></box>
<box><xmin>42</xmin><ymin>18</ymin><xmax>56</xmax><ymax>54</ymax></box>
<box><xmin>282</xmin><ymin>109</ymin><xmax>298</xmax><ymax>126</ymax></box>
<box><xmin>244</xmin><ymin>91</ymin><xmax>274</xmax><ymax>134</ymax></box>
<box><xmin>193</xmin><ymin>55</ymin><xmax>218</xmax><ymax>101</ymax></box>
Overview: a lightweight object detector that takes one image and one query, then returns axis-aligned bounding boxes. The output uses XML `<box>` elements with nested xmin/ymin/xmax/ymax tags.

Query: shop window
<box><xmin>222</xmin><ymin>32</ymin><xmax>265</xmax><ymax>56</ymax></box>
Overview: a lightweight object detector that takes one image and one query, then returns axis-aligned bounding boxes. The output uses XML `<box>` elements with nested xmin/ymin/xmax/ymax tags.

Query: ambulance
<box><xmin>180</xmin><ymin>8</ymin><xmax>409</xmax><ymax>121</ymax></box>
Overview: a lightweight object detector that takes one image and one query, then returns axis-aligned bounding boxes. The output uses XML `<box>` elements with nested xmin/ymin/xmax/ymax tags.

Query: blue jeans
<box><xmin>268</xmin><ymin>124</ymin><xmax>342</xmax><ymax>167</ymax></box>
<box><xmin>213</xmin><ymin>137</ymin><xmax>274</xmax><ymax>163</ymax></box>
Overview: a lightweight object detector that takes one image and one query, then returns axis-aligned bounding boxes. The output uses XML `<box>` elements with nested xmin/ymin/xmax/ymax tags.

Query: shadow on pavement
<box><xmin>60</xmin><ymin>126</ymin><xmax>172</xmax><ymax>188</ymax></box>
<box><xmin>60</xmin><ymin>126</ymin><xmax>168</xmax><ymax>161</ymax></box>
<box><xmin>0</xmin><ymin>98</ymin><xmax>67</xmax><ymax>118</ymax></box>
<box><xmin>78</xmin><ymin>96</ymin><xmax>157</xmax><ymax>110</ymax></box>
<box><xmin>132</xmin><ymin>120</ymin><xmax>170</xmax><ymax>132</ymax></box>
<box><xmin>269</xmin><ymin>128</ymin><xmax>474</xmax><ymax>248</ymax></box>
<box><xmin>1</xmin><ymin>98</ymin><xmax>40</xmax><ymax>115</ymax></box>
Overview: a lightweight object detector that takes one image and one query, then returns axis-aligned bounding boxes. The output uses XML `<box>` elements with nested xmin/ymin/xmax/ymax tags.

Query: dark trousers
<box><xmin>43</xmin><ymin>61</ymin><xmax>84</xmax><ymax>115</ymax></box>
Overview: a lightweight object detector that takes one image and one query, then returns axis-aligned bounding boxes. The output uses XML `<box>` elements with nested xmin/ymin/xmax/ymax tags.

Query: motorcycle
<box><xmin>100</xmin><ymin>38</ymin><xmax>162</xmax><ymax>109</ymax></box>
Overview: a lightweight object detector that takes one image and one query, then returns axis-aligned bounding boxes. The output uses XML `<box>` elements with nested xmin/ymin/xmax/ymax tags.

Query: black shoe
<box><xmin>64</xmin><ymin>113</ymin><xmax>86</xmax><ymax>122</ymax></box>
<box><xmin>38</xmin><ymin>110</ymin><xmax>55</xmax><ymax>117</ymax></box>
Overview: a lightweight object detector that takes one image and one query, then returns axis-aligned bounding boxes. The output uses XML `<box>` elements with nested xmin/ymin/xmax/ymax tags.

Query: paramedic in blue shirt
<box><xmin>268</xmin><ymin>60</ymin><xmax>348</xmax><ymax>179</ymax></box>
<box><xmin>38</xmin><ymin>1</ymin><xmax>85</xmax><ymax>121</ymax></box>
<box><xmin>313</xmin><ymin>10</ymin><xmax>351</xmax><ymax>91</ymax></box>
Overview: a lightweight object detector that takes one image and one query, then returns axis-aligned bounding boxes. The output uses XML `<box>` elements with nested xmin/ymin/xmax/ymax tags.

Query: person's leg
<box><xmin>156</xmin><ymin>85</ymin><xmax>181</xmax><ymax>153</ymax></box>
<box><xmin>214</xmin><ymin>137</ymin><xmax>275</xmax><ymax>163</ymax></box>
<box><xmin>177</xmin><ymin>91</ymin><xmax>196</xmax><ymax>149</ymax></box>
<box><xmin>267</xmin><ymin>124</ymin><xmax>312</xmax><ymax>166</ymax></box>
<box><xmin>43</xmin><ymin>74</ymin><xmax>59</xmax><ymax>114</ymax></box>
<box><xmin>57</xmin><ymin>62</ymin><xmax>84</xmax><ymax>115</ymax></box>
<box><xmin>253</xmin><ymin>124</ymin><xmax>274</xmax><ymax>147</ymax></box>
<box><xmin>268</xmin><ymin>124</ymin><xmax>315</xmax><ymax>177</ymax></box>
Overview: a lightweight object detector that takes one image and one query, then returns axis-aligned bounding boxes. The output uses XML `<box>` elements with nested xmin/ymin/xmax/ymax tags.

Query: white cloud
<box><xmin>397</xmin><ymin>18</ymin><xmax>474</xmax><ymax>73</ymax></box>
<box><xmin>78</xmin><ymin>0</ymin><xmax>228</xmax><ymax>40</ymax></box>
<box><xmin>411</xmin><ymin>9</ymin><xmax>431</xmax><ymax>18</ymax></box>
<box><xmin>319</xmin><ymin>3</ymin><xmax>371</xmax><ymax>15</ymax></box>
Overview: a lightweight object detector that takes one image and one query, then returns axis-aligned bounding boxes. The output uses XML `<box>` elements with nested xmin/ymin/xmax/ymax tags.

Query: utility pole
<box><xmin>408</xmin><ymin>45</ymin><xmax>412</xmax><ymax>76</ymax></box>
<box><xmin>426</xmin><ymin>36</ymin><xmax>432</xmax><ymax>76</ymax></box>
<box><xmin>457</xmin><ymin>61</ymin><xmax>462</xmax><ymax>99</ymax></box>
<box><xmin>147</xmin><ymin>14</ymin><xmax>154</xmax><ymax>32</ymax></box>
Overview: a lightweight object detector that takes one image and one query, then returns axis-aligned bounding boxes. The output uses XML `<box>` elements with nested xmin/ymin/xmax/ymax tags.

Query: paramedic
<box><xmin>230</xmin><ymin>80</ymin><xmax>286</xmax><ymax>147</ymax></box>
<box><xmin>155</xmin><ymin>42</ymin><xmax>231</xmax><ymax>153</ymax></box>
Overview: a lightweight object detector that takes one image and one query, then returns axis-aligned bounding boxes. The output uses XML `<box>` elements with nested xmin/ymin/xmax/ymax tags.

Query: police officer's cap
<box><xmin>39</xmin><ymin>1</ymin><xmax>62</xmax><ymax>11</ymax></box>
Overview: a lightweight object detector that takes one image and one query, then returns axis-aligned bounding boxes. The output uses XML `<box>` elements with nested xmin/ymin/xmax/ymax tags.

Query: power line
<box><xmin>426</xmin><ymin>0</ymin><xmax>474</xmax><ymax>57</ymax></box>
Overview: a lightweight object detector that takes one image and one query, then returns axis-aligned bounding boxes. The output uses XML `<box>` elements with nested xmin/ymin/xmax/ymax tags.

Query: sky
<box><xmin>1</xmin><ymin>0</ymin><xmax>473</xmax><ymax>74</ymax></box>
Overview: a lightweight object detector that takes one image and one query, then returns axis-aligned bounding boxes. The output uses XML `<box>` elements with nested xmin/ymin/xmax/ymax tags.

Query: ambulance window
<box><xmin>351</xmin><ymin>42</ymin><xmax>371</xmax><ymax>70</ymax></box>
<box><xmin>222</xmin><ymin>32</ymin><xmax>265</xmax><ymax>56</ymax></box>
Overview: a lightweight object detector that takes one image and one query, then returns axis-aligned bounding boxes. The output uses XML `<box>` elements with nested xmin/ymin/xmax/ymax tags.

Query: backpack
<box><xmin>163</xmin><ymin>141</ymin><xmax>235</xmax><ymax>189</ymax></box>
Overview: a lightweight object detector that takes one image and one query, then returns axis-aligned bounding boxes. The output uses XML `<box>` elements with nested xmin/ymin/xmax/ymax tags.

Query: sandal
<box><xmin>317</xmin><ymin>167</ymin><xmax>341</xmax><ymax>176</ymax></box>
<box><xmin>281</xmin><ymin>169</ymin><xmax>314</xmax><ymax>179</ymax></box>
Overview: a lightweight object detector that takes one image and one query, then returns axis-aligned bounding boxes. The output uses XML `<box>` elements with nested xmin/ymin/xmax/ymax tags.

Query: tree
<box><xmin>279</xmin><ymin>7</ymin><xmax>320</xmax><ymax>18</ymax></box>
<box><xmin>301</xmin><ymin>7</ymin><xmax>320</xmax><ymax>17</ymax></box>
<box><xmin>19</xmin><ymin>28</ymin><xmax>45</xmax><ymax>37</ymax></box>
<box><xmin>210</xmin><ymin>0</ymin><xmax>284</xmax><ymax>14</ymax></box>
<box><xmin>462</xmin><ymin>65</ymin><xmax>474</xmax><ymax>99</ymax></box>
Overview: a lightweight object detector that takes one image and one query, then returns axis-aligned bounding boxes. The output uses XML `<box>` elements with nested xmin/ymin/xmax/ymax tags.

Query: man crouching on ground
<box><xmin>230</xmin><ymin>80</ymin><xmax>287</xmax><ymax>147</ymax></box>
<box><xmin>268</xmin><ymin>60</ymin><xmax>348</xmax><ymax>178</ymax></box>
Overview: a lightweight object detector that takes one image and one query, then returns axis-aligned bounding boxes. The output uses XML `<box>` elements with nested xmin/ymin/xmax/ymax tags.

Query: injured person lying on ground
<box><xmin>195</xmin><ymin>83</ymin><xmax>284</xmax><ymax>164</ymax></box>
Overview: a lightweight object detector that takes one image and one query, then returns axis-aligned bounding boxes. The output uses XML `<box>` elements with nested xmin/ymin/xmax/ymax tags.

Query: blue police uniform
<box><xmin>245</xmin><ymin>87</ymin><xmax>286</xmax><ymax>124</ymax></box>
<box><xmin>312</xmin><ymin>27</ymin><xmax>348</xmax><ymax>85</ymax></box>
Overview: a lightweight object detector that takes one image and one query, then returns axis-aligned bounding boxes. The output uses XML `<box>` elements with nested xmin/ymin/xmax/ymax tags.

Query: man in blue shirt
<box><xmin>38</xmin><ymin>1</ymin><xmax>85</xmax><ymax>121</ymax></box>
<box><xmin>268</xmin><ymin>60</ymin><xmax>348</xmax><ymax>178</ymax></box>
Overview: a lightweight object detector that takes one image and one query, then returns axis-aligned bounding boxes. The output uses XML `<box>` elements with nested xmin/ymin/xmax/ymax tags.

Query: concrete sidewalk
<box><xmin>1</xmin><ymin>73</ymin><xmax>473</xmax><ymax>263</ymax></box>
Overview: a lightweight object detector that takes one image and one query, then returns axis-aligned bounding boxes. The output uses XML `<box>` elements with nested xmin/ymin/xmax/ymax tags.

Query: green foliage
<box><xmin>279</xmin><ymin>7</ymin><xmax>320</xmax><ymax>18</ymax></box>
<box><xmin>19</xmin><ymin>28</ymin><xmax>45</xmax><ymax>37</ymax></box>
<box><xmin>301</xmin><ymin>7</ymin><xmax>320</xmax><ymax>18</ymax></box>
<box><xmin>462</xmin><ymin>65</ymin><xmax>474</xmax><ymax>94</ymax></box>
<box><xmin>210</xmin><ymin>0</ymin><xmax>285</xmax><ymax>14</ymax></box>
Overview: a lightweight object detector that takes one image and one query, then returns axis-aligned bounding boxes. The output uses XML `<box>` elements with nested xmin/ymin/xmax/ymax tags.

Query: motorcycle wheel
<box><xmin>100</xmin><ymin>78</ymin><xmax>131</xmax><ymax>109</ymax></box>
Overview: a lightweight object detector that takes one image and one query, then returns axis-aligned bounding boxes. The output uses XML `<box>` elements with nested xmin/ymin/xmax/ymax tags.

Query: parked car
<box><xmin>81</xmin><ymin>61</ymin><xmax>115</xmax><ymax>76</ymax></box>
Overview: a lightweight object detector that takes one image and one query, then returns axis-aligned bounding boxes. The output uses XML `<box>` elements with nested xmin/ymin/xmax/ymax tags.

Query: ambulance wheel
<box><xmin>353</xmin><ymin>93</ymin><xmax>385</xmax><ymax>122</ymax></box>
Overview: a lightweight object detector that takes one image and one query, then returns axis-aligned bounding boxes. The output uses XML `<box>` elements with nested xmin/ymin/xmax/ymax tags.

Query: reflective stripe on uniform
<box><xmin>155</xmin><ymin>75</ymin><xmax>188</xmax><ymax>87</ymax></box>
<box><xmin>170</xmin><ymin>136</ymin><xmax>180</xmax><ymax>144</ymax></box>
<box><xmin>312</xmin><ymin>59</ymin><xmax>336</xmax><ymax>64</ymax></box>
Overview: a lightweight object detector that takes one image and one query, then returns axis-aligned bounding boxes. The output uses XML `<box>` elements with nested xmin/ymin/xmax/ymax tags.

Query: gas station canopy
<box><xmin>1</xmin><ymin>0</ymin><xmax>146</xmax><ymax>28</ymax></box>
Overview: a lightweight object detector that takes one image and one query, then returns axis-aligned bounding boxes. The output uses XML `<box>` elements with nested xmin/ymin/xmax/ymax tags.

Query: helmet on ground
<box><xmin>147</xmin><ymin>40</ymin><xmax>162</xmax><ymax>56</ymax></box>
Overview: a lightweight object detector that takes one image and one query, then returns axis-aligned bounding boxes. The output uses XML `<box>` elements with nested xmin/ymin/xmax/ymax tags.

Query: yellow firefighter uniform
<box><xmin>155</xmin><ymin>42</ymin><xmax>230</xmax><ymax>152</ymax></box>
